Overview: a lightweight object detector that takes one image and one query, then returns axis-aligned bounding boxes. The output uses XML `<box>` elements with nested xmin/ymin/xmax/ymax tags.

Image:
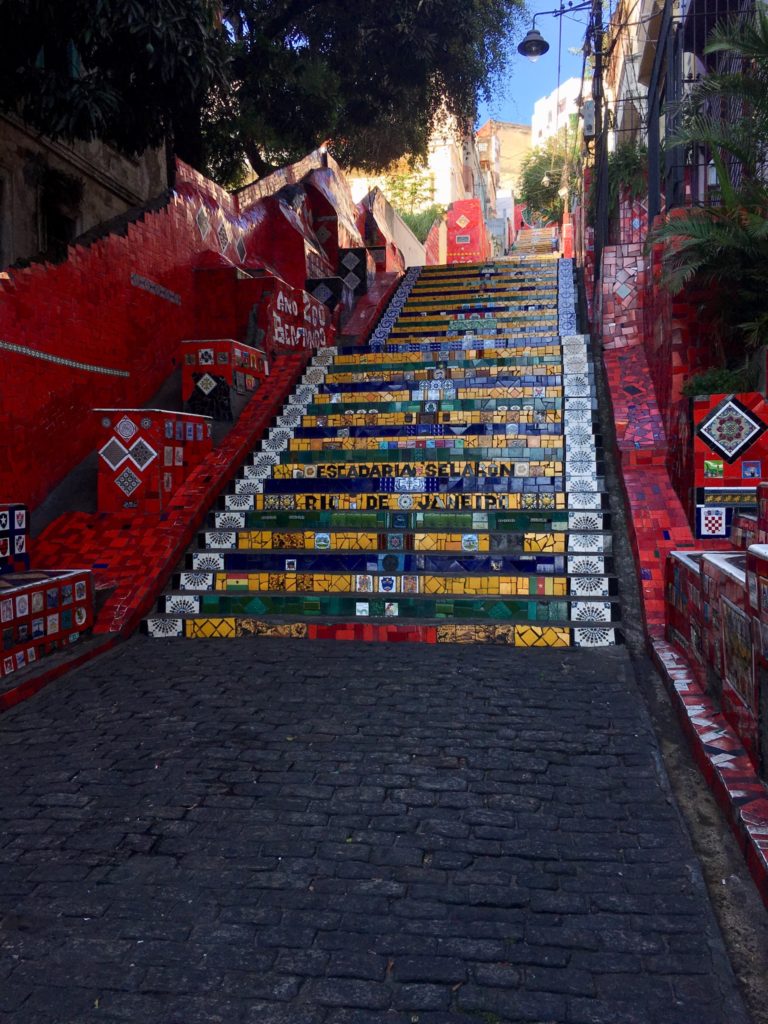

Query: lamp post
<box><xmin>518</xmin><ymin>1</ymin><xmax>608</xmax><ymax>285</ymax></box>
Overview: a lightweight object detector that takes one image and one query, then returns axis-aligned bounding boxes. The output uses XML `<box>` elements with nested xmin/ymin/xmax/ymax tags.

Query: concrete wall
<box><xmin>0</xmin><ymin>115</ymin><xmax>167</xmax><ymax>269</ymax></box>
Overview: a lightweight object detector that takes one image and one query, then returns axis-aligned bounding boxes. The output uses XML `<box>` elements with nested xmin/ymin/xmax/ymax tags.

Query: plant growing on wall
<box><xmin>384</xmin><ymin>169</ymin><xmax>436</xmax><ymax>215</ymax></box>
<box><xmin>649</xmin><ymin>9</ymin><xmax>768</xmax><ymax>353</ymax></box>
<box><xmin>607</xmin><ymin>140</ymin><xmax>647</xmax><ymax>211</ymax></box>
<box><xmin>398</xmin><ymin>204</ymin><xmax>446</xmax><ymax>243</ymax></box>
<box><xmin>586</xmin><ymin>140</ymin><xmax>647</xmax><ymax>228</ymax></box>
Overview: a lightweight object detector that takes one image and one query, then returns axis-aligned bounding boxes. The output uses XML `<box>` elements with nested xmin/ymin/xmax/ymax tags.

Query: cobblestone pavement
<box><xmin>0</xmin><ymin>638</ymin><xmax>751</xmax><ymax>1024</ymax></box>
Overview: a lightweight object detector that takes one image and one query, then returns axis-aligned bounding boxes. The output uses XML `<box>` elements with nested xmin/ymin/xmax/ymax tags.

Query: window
<box><xmin>38</xmin><ymin>167</ymin><xmax>82</xmax><ymax>260</ymax></box>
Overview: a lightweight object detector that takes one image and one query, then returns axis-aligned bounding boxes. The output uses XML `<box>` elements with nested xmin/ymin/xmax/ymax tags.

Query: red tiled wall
<box><xmin>446</xmin><ymin>200</ymin><xmax>489</xmax><ymax>264</ymax></box>
<box><xmin>0</xmin><ymin>159</ymin><xmax>342</xmax><ymax>512</ymax></box>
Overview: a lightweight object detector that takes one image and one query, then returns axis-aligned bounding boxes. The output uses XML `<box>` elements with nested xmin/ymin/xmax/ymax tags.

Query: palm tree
<box><xmin>649</xmin><ymin>7</ymin><xmax>768</xmax><ymax>352</ymax></box>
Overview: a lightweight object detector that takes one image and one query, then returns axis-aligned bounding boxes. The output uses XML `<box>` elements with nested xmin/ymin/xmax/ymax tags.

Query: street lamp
<box><xmin>517</xmin><ymin>3</ymin><xmax>593</xmax><ymax>63</ymax></box>
<box><xmin>517</xmin><ymin>1</ymin><xmax>608</xmax><ymax>286</ymax></box>
<box><xmin>517</xmin><ymin>23</ymin><xmax>550</xmax><ymax>61</ymax></box>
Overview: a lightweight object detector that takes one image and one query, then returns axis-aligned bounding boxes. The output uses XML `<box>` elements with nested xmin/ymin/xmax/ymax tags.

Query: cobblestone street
<box><xmin>0</xmin><ymin>638</ymin><xmax>751</xmax><ymax>1023</ymax></box>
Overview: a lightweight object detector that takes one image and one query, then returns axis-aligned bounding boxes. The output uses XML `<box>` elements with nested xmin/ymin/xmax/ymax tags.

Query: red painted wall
<box><xmin>0</xmin><ymin>157</ymin><xmax>345</xmax><ymax>512</ymax></box>
<box><xmin>424</xmin><ymin>219</ymin><xmax>442</xmax><ymax>266</ymax></box>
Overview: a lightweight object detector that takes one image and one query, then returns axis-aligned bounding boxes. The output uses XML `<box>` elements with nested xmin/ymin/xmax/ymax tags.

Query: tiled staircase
<box><xmin>145</xmin><ymin>253</ymin><xmax>621</xmax><ymax>647</ymax></box>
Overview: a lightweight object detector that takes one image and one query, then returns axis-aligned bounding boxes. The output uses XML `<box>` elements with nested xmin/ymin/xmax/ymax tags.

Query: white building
<box><xmin>531</xmin><ymin>77</ymin><xmax>583</xmax><ymax>147</ymax></box>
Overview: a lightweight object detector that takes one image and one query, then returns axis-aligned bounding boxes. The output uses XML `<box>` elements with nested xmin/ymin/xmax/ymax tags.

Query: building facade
<box><xmin>531</xmin><ymin>77</ymin><xmax>584</xmax><ymax>147</ymax></box>
<box><xmin>0</xmin><ymin>114</ymin><xmax>167</xmax><ymax>270</ymax></box>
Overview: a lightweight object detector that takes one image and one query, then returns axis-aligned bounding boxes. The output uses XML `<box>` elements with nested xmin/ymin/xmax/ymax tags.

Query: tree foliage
<box><xmin>384</xmin><ymin>169</ymin><xmax>436</xmax><ymax>215</ymax></box>
<box><xmin>0</xmin><ymin>0</ymin><xmax>526</xmax><ymax>184</ymax></box>
<box><xmin>0</xmin><ymin>0</ymin><xmax>225</xmax><ymax>157</ymax></box>
<box><xmin>209</xmin><ymin>0</ymin><xmax>525</xmax><ymax>182</ymax></box>
<box><xmin>518</xmin><ymin>127</ymin><xmax>580</xmax><ymax>223</ymax></box>
<box><xmin>649</xmin><ymin>9</ymin><xmax>768</xmax><ymax>351</ymax></box>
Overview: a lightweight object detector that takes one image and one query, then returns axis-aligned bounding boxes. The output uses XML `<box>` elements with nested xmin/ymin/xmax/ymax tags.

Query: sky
<box><xmin>477</xmin><ymin>4</ymin><xmax>592</xmax><ymax>128</ymax></box>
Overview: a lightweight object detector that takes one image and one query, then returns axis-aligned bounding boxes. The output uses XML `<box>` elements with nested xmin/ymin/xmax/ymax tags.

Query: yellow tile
<box><xmin>514</xmin><ymin>625</ymin><xmax>570</xmax><ymax>648</ymax></box>
<box><xmin>185</xmin><ymin>617</ymin><xmax>236</xmax><ymax>638</ymax></box>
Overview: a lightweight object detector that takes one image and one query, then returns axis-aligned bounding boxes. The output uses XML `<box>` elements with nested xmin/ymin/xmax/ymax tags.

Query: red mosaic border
<box><xmin>651</xmin><ymin>637</ymin><xmax>768</xmax><ymax>906</ymax></box>
<box><xmin>597</xmin><ymin>269</ymin><xmax>768</xmax><ymax>907</ymax></box>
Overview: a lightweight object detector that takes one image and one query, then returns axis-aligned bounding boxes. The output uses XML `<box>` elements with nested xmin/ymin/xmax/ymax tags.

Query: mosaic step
<box><xmin>169</xmin><ymin>571</ymin><xmax>617</xmax><ymax>600</ymax></box>
<box><xmin>196</xmin><ymin>527</ymin><xmax>612</xmax><ymax>555</ymax></box>
<box><xmin>146</xmin><ymin>257</ymin><xmax>621</xmax><ymax>646</ymax></box>
<box><xmin>205</xmin><ymin>507</ymin><xmax>611</xmax><ymax>532</ymax></box>
<box><xmin>183</xmin><ymin>552</ymin><xmax>615</xmax><ymax>577</ymax></box>
<box><xmin>158</xmin><ymin>591</ymin><xmax>621</xmax><ymax>625</ymax></box>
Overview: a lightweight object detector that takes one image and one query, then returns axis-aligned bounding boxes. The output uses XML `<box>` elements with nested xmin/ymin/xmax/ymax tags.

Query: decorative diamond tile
<box><xmin>115</xmin><ymin>416</ymin><xmax>138</xmax><ymax>442</ymax></box>
<box><xmin>99</xmin><ymin>438</ymin><xmax>130</xmax><ymax>470</ymax></box>
<box><xmin>128</xmin><ymin>438</ymin><xmax>158</xmax><ymax>470</ymax></box>
<box><xmin>697</xmin><ymin>397</ymin><xmax>767</xmax><ymax>462</ymax></box>
<box><xmin>341</xmin><ymin>252</ymin><xmax>360</xmax><ymax>270</ymax></box>
<box><xmin>456</xmin><ymin>215</ymin><xmax>470</xmax><ymax>229</ymax></box>
<box><xmin>114</xmin><ymin>467</ymin><xmax>141</xmax><ymax>496</ymax></box>
<box><xmin>236</xmin><ymin>236</ymin><xmax>247</xmax><ymax>263</ymax></box>
<box><xmin>343</xmin><ymin>272</ymin><xmax>361</xmax><ymax>290</ymax></box>
<box><xmin>195</xmin><ymin>206</ymin><xmax>211</xmax><ymax>240</ymax></box>
<box><xmin>217</xmin><ymin>222</ymin><xmax>230</xmax><ymax>252</ymax></box>
<box><xmin>312</xmin><ymin>283</ymin><xmax>334</xmax><ymax>304</ymax></box>
<box><xmin>197</xmin><ymin>373</ymin><xmax>218</xmax><ymax>396</ymax></box>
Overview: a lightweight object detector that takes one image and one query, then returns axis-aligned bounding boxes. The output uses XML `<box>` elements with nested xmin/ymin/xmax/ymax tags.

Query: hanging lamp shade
<box><xmin>517</xmin><ymin>28</ymin><xmax>550</xmax><ymax>61</ymax></box>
